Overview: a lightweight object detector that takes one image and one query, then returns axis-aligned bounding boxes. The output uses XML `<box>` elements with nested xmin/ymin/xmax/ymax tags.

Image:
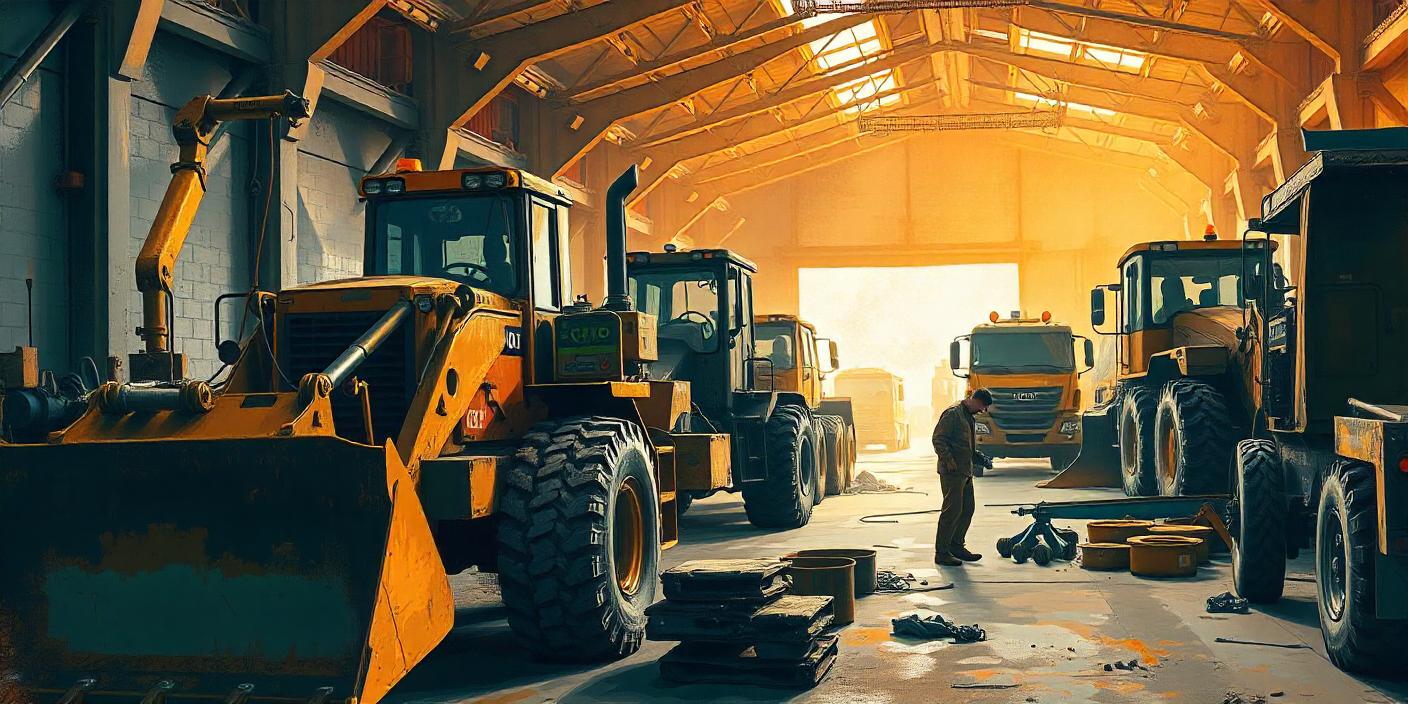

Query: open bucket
<box><xmin>786</xmin><ymin>549</ymin><xmax>877</xmax><ymax>595</ymax></box>
<box><xmin>785</xmin><ymin>557</ymin><xmax>856</xmax><ymax>626</ymax></box>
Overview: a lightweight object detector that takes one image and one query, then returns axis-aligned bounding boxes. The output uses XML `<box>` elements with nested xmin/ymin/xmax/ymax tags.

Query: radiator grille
<box><xmin>986</xmin><ymin>386</ymin><xmax>1062</xmax><ymax>431</ymax></box>
<box><xmin>284</xmin><ymin>311</ymin><xmax>413</xmax><ymax>444</ymax></box>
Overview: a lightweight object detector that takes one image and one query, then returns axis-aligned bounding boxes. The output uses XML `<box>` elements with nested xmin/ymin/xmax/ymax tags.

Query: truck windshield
<box><xmin>628</xmin><ymin>267</ymin><xmax>720</xmax><ymax>353</ymax></box>
<box><xmin>1148</xmin><ymin>254</ymin><xmax>1243</xmax><ymax>324</ymax></box>
<box><xmin>753</xmin><ymin>323</ymin><xmax>795</xmax><ymax>370</ymax></box>
<box><xmin>371</xmin><ymin>195</ymin><xmax>519</xmax><ymax>296</ymax></box>
<box><xmin>971</xmin><ymin>331</ymin><xmax>1075</xmax><ymax>373</ymax></box>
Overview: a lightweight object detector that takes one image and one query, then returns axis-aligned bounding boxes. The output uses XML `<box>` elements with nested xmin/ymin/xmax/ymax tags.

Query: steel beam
<box><xmin>537</xmin><ymin>12</ymin><xmax>876</xmax><ymax>178</ymax></box>
<box><xmin>0</xmin><ymin>0</ymin><xmax>88</xmax><ymax>111</ymax></box>
<box><xmin>1025</xmin><ymin>1</ymin><xmax>1258</xmax><ymax>42</ymax></box>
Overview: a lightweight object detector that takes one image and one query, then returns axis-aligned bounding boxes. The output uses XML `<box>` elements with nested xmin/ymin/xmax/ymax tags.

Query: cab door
<box><xmin>800</xmin><ymin>326</ymin><xmax>822</xmax><ymax>406</ymax></box>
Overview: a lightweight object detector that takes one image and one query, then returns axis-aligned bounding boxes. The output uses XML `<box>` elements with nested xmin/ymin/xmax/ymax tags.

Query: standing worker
<box><xmin>932</xmin><ymin>389</ymin><xmax>994</xmax><ymax>566</ymax></box>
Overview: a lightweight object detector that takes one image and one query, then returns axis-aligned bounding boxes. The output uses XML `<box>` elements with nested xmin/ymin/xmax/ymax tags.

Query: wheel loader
<box><xmin>0</xmin><ymin>93</ymin><xmax>731</xmax><ymax>704</ymax></box>
<box><xmin>753</xmin><ymin>314</ymin><xmax>857</xmax><ymax>496</ymax></box>
<box><xmin>623</xmin><ymin>251</ymin><xmax>821</xmax><ymax>528</ymax></box>
<box><xmin>1227</xmin><ymin>128</ymin><xmax>1408</xmax><ymax>675</ymax></box>
<box><xmin>1049</xmin><ymin>230</ymin><xmax>1279</xmax><ymax>495</ymax></box>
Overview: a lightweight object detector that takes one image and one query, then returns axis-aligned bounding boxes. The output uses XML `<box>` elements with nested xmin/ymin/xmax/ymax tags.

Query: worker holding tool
<box><xmin>932</xmin><ymin>388</ymin><xmax>994</xmax><ymax>566</ymax></box>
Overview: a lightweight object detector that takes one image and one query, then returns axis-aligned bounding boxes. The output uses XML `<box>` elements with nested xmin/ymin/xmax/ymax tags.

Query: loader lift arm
<box><xmin>133</xmin><ymin>91</ymin><xmax>310</xmax><ymax>380</ymax></box>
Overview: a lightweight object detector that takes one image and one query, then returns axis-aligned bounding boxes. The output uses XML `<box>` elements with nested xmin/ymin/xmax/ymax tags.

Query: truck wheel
<box><xmin>743</xmin><ymin>405</ymin><xmax>818</xmax><ymax>529</ymax></box>
<box><xmin>819</xmin><ymin>416</ymin><xmax>846</xmax><ymax>496</ymax></box>
<box><xmin>496</xmin><ymin>416</ymin><xmax>659</xmax><ymax>661</ymax></box>
<box><xmin>844</xmin><ymin>422</ymin><xmax>858</xmax><ymax>485</ymax></box>
<box><xmin>1231</xmin><ymin>439</ymin><xmax>1286</xmax><ymax>603</ymax></box>
<box><xmin>1318</xmin><ymin>460</ymin><xmax>1407</xmax><ymax>674</ymax></box>
<box><xmin>811</xmin><ymin>417</ymin><xmax>828</xmax><ymax>505</ymax></box>
<box><xmin>1118</xmin><ymin>387</ymin><xmax>1158</xmax><ymax>496</ymax></box>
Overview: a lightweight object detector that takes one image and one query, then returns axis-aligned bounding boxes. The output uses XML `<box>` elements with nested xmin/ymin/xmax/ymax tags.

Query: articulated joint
<box><xmin>96</xmin><ymin>380</ymin><xmax>215</xmax><ymax>415</ymax></box>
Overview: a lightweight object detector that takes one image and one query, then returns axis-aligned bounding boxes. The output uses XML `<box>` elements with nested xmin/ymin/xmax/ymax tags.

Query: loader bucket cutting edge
<box><xmin>1039</xmin><ymin>406</ymin><xmax>1122</xmax><ymax>489</ymax></box>
<box><xmin>0</xmin><ymin>435</ymin><xmax>452</xmax><ymax>704</ymax></box>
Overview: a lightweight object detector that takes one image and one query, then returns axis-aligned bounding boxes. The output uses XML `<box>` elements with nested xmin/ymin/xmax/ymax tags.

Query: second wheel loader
<box><xmin>0</xmin><ymin>93</ymin><xmax>731</xmax><ymax>704</ymax></box>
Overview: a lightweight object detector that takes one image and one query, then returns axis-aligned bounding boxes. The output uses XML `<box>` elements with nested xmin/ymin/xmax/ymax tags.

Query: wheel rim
<box><xmin>1320</xmin><ymin>502</ymin><xmax>1348</xmax><ymax>622</ymax></box>
<box><xmin>1120</xmin><ymin>412</ymin><xmax>1137</xmax><ymax>477</ymax></box>
<box><xmin>613</xmin><ymin>477</ymin><xmax>645</xmax><ymax>596</ymax></box>
<box><xmin>1160</xmin><ymin>422</ymin><xmax>1178</xmax><ymax>487</ymax></box>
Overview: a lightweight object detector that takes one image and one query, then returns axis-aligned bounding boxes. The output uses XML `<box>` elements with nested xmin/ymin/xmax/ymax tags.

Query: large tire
<box><xmin>496</xmin><ymin>416</ymin><xmax>660</xmax><ymax>661</ymax></box>
<box><xmin>1118</xmin><ymin>387</ymin><xmax>1158</xmax><ymax>496</ymax></box>
<box><xmin>1317</xmin><ymin>460</ymin><xmax>1408</xmax><ymax>674</ymax></box>
<box><xmin>1231</xmin><ymin>439</ymin><xmax>1286</xmax><ymax>603</ymax></box>
<box><xmin>810</xmin><ymin>417</ymin><xmax>828</xmax><ymax>505</ymax></box>
<box><xmin>1154</xmin><ymin>380</ymin><xmax>1235</xmax><ymax>496</ymax></box>
<box><xmin>819</xmin><ymin>415</ymin><xmax>846</xmax><ymax>496</ymax></box>
<box><xmin>743</xmin><ymin>405</ymin><xmax>818</xmax><ymax>529</ymax></box>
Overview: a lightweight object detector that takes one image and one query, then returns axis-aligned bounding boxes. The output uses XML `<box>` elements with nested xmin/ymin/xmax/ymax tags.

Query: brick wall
<box><xmin>296</xmin><ymin>100</ymin><xmax>394</xmax><ymax>284</ymax></box>
<box><xmin>0</xmin><ymin>7</ymin><xmax>68</xmax><ymax>371</ymax></box>
<box><xmin>125</xmin><ymin>33</ymin><xmax>250</xmax><ymax>380</ymax></box>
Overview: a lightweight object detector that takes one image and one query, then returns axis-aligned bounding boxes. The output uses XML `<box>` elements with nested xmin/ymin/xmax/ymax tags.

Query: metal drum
<box><xmin>788</xmin><ymin>549</ymin><xmax>878</xmax><ymax>596</ymax></box>
<box><xmin>1126</xmin><ymin>535</ymin><xmax>1200</xmax><ymax>577</ymax></box>
<box><xmin>1149</xmin><ymin>524</ymin><xmax>1215</xmax><ymax>563</ymax></box>
<box><xmin>1086</xmin><ymin>519</ymin><xmax>1154</xmax><ymax>544</ymax></box>
<box><xmin>786</xmin><ymin>556</ymin><xmax>857</xmax><ymax>626</ymax></box>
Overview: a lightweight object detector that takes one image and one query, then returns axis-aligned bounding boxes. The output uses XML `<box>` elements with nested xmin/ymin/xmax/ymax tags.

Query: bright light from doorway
<box><xmin>799</xmin><ymin>265</ymin><xmax>1021</xmax><ymax>423</ymax></box>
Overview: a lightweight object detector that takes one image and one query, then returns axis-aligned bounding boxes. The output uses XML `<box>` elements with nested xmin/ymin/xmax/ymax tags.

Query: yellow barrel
<box><xmin>1127</xmin><ymin>535</ymin><xmax>1201</xmax><ymax>577</ymax></box>
<box><xmin>1086</xmin><ymin>519</ymin><xmax>1154</xmax><ymax>544</ymax></box>
<box><xmin>1149</xmin><ymin>525</ymin><xmax>1214</xmax><ymax>563</ymax></box>
<box><xmin>788</xmin><ymin>549</ymin><xmax>878</xmax><ymax>595</ymax></box>
<box><xmin>786</xmin><ymin>556</ymin><xmax>856</xmax><ymax>625</ymax></box>
<box><xmin>1078</xmin><ymin>542</ymin><xmax>1130</xmax><ymax>571</ymax></box>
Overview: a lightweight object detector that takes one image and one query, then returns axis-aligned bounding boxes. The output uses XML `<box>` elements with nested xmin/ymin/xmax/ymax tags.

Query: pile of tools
<box><xmin>646</xmin><ymin>559</ymin><xmax>839</xmax><ymax>689</ymax></box>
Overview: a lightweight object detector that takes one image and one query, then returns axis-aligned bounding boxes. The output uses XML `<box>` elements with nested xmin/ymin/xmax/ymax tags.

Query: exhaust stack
<box><xmin>602</xmin><ymin>165</ymin><xmax>640</xmax><ymax>312</ymax></box>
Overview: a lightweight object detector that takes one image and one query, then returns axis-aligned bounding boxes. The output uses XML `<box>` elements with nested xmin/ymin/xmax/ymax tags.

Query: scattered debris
<box><xmin>1270</xmin><ymin>692</ymin><xmax>1284</xmax><ymax>698</ymax></box>
<box><xmin>1206</xmin><ymin>591</ymin><xmax>1250</xmax><ymax>614</ymax></box>
<box><xmin>891</xmin><ymin>613</ymin><xmax>986</xmax><ymax>643</ymax></box>
<box><xmin>1101</xmin><ymin>659</ymin><xmax>1148</xmax><ymax>672</ymax></box>
<box><xmin>1223</xmin><ymin>692</ymin><xmax>1268</xmax><ymax>704</ymax></box>
<box><xmin>844</xmin><ymin>470</ymin><xmax>922</xmax><ymax>495</ymax></box>
<box><xmin>1214</xmin><ymin>637</ymin><xmax>1310</xmax><ymax>650</ymax></box>
<box><xmin>952</xmin><ymin>683</ymin><xmax>1019</xmax><ymax>690</ymax></box>
<box><xmin>874</xmin><ymin>570</ymin><xmax>955</xmax><ymax>593</ymax></box>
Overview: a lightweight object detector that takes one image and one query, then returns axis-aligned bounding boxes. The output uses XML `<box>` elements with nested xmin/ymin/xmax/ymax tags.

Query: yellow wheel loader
<box><xmin>1050</xmin><ymin>233</ymin><xmax>1278</xmax><ymax>495</ymax></box>
<box><xmin>0</xmin><ymin>93</ymin><xmax>730</xmax><ymax>704</ymax></box>
<box><xmin>753</xmin><ymin>314</ymin><xmax>856</xmax><ymax>497</ymax></box>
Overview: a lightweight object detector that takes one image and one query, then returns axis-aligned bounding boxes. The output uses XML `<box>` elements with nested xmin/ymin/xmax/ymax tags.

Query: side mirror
<box><xmin>826</xmin><ymin>339</ymin><xmax>840</xmax><ymax>373</ymax></box>
<box><xmin>949</xmin><ymin>340</ymin><xmax>961</xmax><ymax>369</ymax></box>
<box><xmin>1090</xmin><ymin>287</ymin><xmax>1106</xmax><ymax>327</ymax></box>
<box><xmin>1083</xmin><ymin>338</ymin><xmax>1095</xmax><ymax>368</ymax></box>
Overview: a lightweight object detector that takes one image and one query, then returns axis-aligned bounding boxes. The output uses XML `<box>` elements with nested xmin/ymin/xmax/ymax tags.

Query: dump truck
<box><xmin>0</xmin><ymin>92</ymin><xmax>733</xmax><ymax>704</ymax></box>
<box><xmin>624</xmin><ymin>251</ymin><xmax>824</xmax><ymax>527</ymax></box>
<box><xmin>950</xmin><ymin>311</ymin><xmax>1093</xmax><ymax>473</ymax></box>
<box><xmin>1058</xmin><ymin>230</ymin><xmax>1276</xmax><ymax>495</ymax></box>
<box><xmin>754</xmin><ymin>314</ymin><xmax>857</xmax><ymax>495</ymax></box>
<box><xmin>1227</xmin><ymin>129</ymin><xmax>1408</xmax><ymax>674</ymax></box>
<box><xmin>833</xmin><ymin>367</ymin><xmax>909</xmax><ymax>452</ymax></box>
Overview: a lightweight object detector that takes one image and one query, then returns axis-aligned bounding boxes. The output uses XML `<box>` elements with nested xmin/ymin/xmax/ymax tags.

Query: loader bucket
<box><xmin>1039</xmin><ymin>404</ymin><xmax>1122</xmax><ymax>489</ymax></box>
<box><xmin>0</xmin><ymin>435</ymin><xmax>453</xmax><ymax>704</ymax></box>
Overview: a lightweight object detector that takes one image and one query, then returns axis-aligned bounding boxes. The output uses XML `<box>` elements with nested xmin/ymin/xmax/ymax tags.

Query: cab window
<box><xmin>754</xmin><ymin>324</ymin><xmax>796</xmax><ymax>370</ymax></box>
<box><xmin>628</xmin><ymin>268</ymin><xmax>720</xmax><ymax>353</ymax></box>
<box><xmin>372</xmin><ymin>195</ymin><xmax>518</xmax><ymax>296</ymax></box>
<box><xmin>530</xmin><ymin>200</ymin><xmax>559</xmax><ymax>309</ymax></box>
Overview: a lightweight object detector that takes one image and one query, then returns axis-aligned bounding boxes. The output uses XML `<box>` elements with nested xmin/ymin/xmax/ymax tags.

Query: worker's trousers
<box><xmin>935</xmin><ymin>472</ymin><xmax>975</xmax><ymax>556</ymax></box>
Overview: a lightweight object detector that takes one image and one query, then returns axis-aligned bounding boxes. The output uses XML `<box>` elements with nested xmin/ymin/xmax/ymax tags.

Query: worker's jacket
<box><xmin>932</xmin><ymin>402</ymin><xmax>978</xmax><ymax>476</ymax></box>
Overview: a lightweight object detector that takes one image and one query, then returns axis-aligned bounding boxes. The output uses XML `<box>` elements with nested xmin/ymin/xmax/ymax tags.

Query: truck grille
<box><xmin>986</xmin><ymin>386</ymin><xmax>1062</xmax><ymax>431</ymax></box>
<box><xmin>284</xmin><ymin>311</ymin><xmax>414</xmax><ymax>444</ymax></box>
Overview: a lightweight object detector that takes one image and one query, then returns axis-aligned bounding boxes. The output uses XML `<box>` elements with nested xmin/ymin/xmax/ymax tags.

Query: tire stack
<box><xmin>646</xmin><ymin>559</ymin><xmax>839</xmax><ymax>689</ymax></box>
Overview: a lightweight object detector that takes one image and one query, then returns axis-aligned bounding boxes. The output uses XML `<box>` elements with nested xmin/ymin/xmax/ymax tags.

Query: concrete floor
<box><xmin>387</xmin><ymin>450</ymin><xmax>1408</xmax><ymax>704</ymax></box>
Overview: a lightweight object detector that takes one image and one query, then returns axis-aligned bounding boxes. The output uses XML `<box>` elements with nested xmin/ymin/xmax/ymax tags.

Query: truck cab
<box><xmin>951</xmin><ymin>312</ymin><xmax>1092</xmax><ymax>469</ymax></box>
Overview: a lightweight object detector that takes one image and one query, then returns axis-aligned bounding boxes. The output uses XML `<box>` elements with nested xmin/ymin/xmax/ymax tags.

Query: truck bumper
<box><xmin>978</xmin><ymin>414</ymin><xmax>1081</xmax><ymax>458</ymax></box>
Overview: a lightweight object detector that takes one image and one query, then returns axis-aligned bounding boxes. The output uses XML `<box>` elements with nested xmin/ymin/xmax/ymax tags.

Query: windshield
<box><xmin>628</xmin><ymin>267</ymin><xmax>721</xmax><ymax>353</ymax></box>
<box><xmin>1149</xmin><ymin>253</ymin><xmax>1245</xmax><ymax>324</ymax></box>
<box><xmin>372</xmin><ymin>195</ymin><xmax>518</xmax><ymax>296</ymax></box>
<box><xmin>754</xmin><ymin>323</ymin><xmax>796</xmax><ymax>370</ymax></box>
<box><xmin>971</xmin><ymin>331</ymin><xmax>1075</xmax><ymax>373</ymax></box>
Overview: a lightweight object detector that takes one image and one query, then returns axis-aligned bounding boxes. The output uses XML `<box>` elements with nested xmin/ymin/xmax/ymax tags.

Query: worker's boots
<box><xmin>952</xmin><ymin>547</ymin><xmax>982</xmax><ymax>562</ymax></box>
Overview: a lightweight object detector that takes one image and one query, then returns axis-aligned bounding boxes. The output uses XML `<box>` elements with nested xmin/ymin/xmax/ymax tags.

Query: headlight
<box><xmin>975</xmin><ymin>421</ymin><xmax>991</xmax><ymax>435</ymax></box>
<box><xmin>415</xmin><ymin>294</ymin><xmax>434</xmax><ymax>313</ymax></box>
<box><xmin>1060</xmin><ymin>419</ymin><xmax>1079</xmax><ymax>435</ymax></box>
<box><xmin>462</xmin><ymin>173</ymin><xmax>484</xmax><ymax>189</ymax></box>
<box><xmin>384</xmin><ymin>178</ymin><xmax>405</xmax><ymax>194</ymax></box>
<box><xmin>484</xmin><ymin>172</ymin><xmax>508</xmax><ymax>188</ymax></box>
<box><xmin>363</xmin><ymin>179</ymin><xmax>384</xmax><ymax>195</ymax></box>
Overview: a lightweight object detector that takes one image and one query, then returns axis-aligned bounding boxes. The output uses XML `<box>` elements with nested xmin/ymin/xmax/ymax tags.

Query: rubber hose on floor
<box><xmin>860</xmin><ymin>509</ymin><xmax>940</xmax><ymax>524</ymax></box>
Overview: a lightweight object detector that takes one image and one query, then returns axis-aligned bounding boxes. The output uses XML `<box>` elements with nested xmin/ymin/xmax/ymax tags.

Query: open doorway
<box><xmin>799</xmin><ymin>264</ymin><xmax>1021</xmax><ymax>446</ymax></box>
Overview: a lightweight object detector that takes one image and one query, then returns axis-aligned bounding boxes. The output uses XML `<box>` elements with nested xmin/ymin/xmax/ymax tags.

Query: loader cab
<box><xmin>626</xmin><ymin>249</ymin><xmax>757</xmax><ymax>416</ymax></box>
<box><xmin>753</xmin><ymin>315</ymin><xmax>837</xmax><ymax>407</ymax></box>
<box><xmin>359</xmin><ymin>164</ymin><xmax>574</xmax><ymax>312</ymax></box>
